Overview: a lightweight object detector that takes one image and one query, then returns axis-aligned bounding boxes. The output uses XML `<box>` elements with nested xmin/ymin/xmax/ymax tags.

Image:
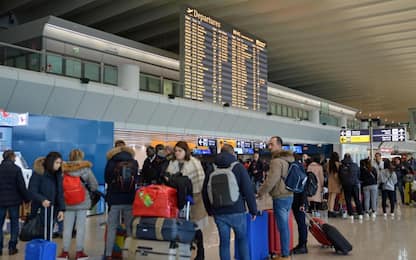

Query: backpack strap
<box><xmin>228</xmin><ymin>161</ymin><xmax>239</xmax><ymax>170</ymax></box>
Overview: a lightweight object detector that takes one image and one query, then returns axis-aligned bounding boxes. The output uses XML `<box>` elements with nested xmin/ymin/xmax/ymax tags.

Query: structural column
<box><xmin>119</xmin><ymin>64</ymin><xmax>140</xmax><ymax>92</ymax></box>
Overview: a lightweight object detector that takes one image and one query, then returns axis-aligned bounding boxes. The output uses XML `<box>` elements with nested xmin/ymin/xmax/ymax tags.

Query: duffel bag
<box><xmin>133</xmin><ymin>185</ymin><xmax>179</xmax><ymax>218</ymax></box>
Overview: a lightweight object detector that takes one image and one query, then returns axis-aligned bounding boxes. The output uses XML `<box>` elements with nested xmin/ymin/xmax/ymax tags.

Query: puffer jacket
<box><xmin>29</xmin><ymin>157</ymin><xmax>65</xmax><ymax>213</ymax></box>
<box><xmin>61</xmin><ymin>161</ymin><xmax>98</xmax><ymax>210</ymax></box>
<box><xmin>258</xmin><ymin>150</ymin><xmax>294</xmax><ymax>199</ymax></box>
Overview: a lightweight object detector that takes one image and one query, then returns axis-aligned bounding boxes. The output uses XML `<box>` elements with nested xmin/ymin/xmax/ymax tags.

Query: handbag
<box><xmin>80</xmin><ymin>178</ymin><xmax>103</xmax><ymax>210</ymax></box>
<box><xmin>19</xmin><ymin>210</ymin><xmax>44</xmax><ymax>241</ymax></box>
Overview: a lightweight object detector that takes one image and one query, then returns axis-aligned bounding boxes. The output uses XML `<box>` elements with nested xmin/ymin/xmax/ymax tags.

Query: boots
<box><xmin>292</xmin><ymin>243</ymin><xmax>308</xmax><ymax>254</ymax></box>
<box><xmin>194</xmin><ymin>230</ymin><xmax>205</xmax><ymax>260</ymax></box>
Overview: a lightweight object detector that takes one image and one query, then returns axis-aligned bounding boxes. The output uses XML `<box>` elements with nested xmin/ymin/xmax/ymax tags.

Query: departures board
<box><xmin>180</xmin><ymin>7</ymin><xmax>268</xmax><ymax>112</ymax></box>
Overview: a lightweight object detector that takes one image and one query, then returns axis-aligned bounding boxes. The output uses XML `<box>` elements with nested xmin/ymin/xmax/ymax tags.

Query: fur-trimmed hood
<box><xmin>62</xmin><ymin>161</ymin><xmax>92</xmax><ymax>172</ymax></box>
<box><xmin>33</xmin><ymin>157</ymin><xmax>46</xmax><ymax>175</ymax></box>
<box><xmin>271</xmin><ymin>150</ymin><xmax>295</xmax><ymax>163</ymax></box>
<box><xmin>106</xmin><ymin>146</ymin><xmax>135</xmax><ymax>160</ymax></box>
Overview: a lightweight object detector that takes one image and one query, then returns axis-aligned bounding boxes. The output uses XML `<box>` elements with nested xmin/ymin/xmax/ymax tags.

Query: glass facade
<box><xmin>103</xmin><ymin>65</ymin><xmax>118</xmax><ymax>85</ymax></box>
<box><xmin>268</xmin><ymin>101</ymin><xmax>309</xmax><ymax>120</ymax></box>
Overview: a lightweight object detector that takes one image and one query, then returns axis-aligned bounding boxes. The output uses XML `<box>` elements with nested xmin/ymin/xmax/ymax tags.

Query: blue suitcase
<box><xmin>25</xmin><ymin>206</ymin><xmax>57</xmax><ymax>260</ymax></box>
<box><xmin>235</xmin><ymin>211</ymin><xmax>269</xmax><ymax>260</ymax></box>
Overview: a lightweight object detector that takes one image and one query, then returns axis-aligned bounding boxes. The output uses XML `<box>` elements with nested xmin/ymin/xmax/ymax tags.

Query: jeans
<box><xmin>343</xmin><ymin>185</ymin><xmax>363</xmax><ymax>215</ymax></box>
<box><xmin>105</xmin><ymin>205</ymin><xmax>132</xmax><ymax>256</ymax></box>
<box><xmin>363</xmin><ymin>185</ymin><xmax>378</xmax><ymax>213</ymax></box>
<box><xmin>214</xmin><ymin>213</ymin><xmax>248</xmax><ymax>260</ymax></box>
<box><xmin>63</xmin><ymin>210</ymin><xmax>87</xmax><ymax>252</ymax></box>
<box><xmin>382</xmin><ymin>190</ymin><xmax>395</xmax><ymax>213</ymax></box>
<box><xmin>273</xmin><ymin>196</ymin><xmax>294</xmax><ymax>257</ymax></box>
<box><xmin>0</xmin><ymin>205</ymin><xmax>19</xmax><ymax>250</ymax></box>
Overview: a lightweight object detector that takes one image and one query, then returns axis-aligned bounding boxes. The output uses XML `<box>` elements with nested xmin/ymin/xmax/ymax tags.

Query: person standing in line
<box><xmin>0</xmin><ymin>150</ymin><xmax>30</xmax><ymax>255</ymax></box>
<box><xmin>326</xmin><ymin>152</ymin><xmax>342</xmax><ymax>218</ymax></box>
<box><xmin>248</xmin><ymin>152</ymin><xmax>264</xmax><ymax>194</ymax></box>
<box><xmin>257</xmin><ymin>136</ymin><xmax>294</xmax><ymax>260</ymax></box>
<box><xmin>381</xmin><ymin>159</ymin><xmax>398</xmax><ymax>218</ymax></box>
<box><xmin>57</xmin><ymin>149</ymin><xmax>98</xmax><ymax>260</ymax></box>
<box><xmin>360</xmin><ymin>158</ymin><xmax>378</xmax><ymax>219</ymax></box>
<box><xmin>307</xmin><ymin>155</ymin><xmax>325</xmax><ymax>216</ymax></box>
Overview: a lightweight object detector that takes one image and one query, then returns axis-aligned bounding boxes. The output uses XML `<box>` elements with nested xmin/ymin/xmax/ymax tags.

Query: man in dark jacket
<box><xmin>202</xmin><ymin>144</ymin><xmax>257</xmax><ymax>260</ymax></box>
<box><xmin>141</xmin><ymin>145</ymin><xmax>166</xmax><ymax>185</ymax></box>
<box><xmin>0</xmin><ymin>150</ymin><xmax>30</xmax><ymax>255</ymax></box>
<box><xmin>104</xmin><ymin>140</ymin><xmax>139</xmax><ymax>260</ymax></box>
<box><xmin>340</xmin><ymin>153</ymin><xmax>363</xmax><ymax>219</ymax></box>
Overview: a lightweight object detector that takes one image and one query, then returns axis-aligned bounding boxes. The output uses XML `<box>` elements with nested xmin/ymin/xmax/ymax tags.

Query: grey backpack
<box><xmin>207</xmin><ymin>161</ymin><xmax>240</xmax><ymax>208</ymax></box>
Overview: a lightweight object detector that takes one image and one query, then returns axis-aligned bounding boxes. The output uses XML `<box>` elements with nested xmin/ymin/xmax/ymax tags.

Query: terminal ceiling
<box><xmin>2</xmin><ymin>0</ymin><xmax>416</xmax><ymax>122</ymax></box>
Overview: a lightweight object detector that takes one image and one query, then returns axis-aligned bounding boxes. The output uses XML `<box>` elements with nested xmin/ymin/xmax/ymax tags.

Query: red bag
<box><xmin>309</xmin><ymin>217</ymin><xmax>332</xmax><ymax>246</ymax></box>
<box><xmin>267</xmin><ymin>209</ymin><xmax>294</xmax><ymax>257</ymax></box>
<box><xmin>133</xmin><ymin>185</ymin><xmax>178</xmax><ymax>218</ymax></box>
<box><xmin>63</xmin><ymin>173</ymin><xmax>85</xmax><ymax>205</ymax></box>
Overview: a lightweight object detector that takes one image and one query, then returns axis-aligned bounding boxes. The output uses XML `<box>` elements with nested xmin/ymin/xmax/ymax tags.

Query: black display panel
<box><xmin>180</xmin><ymin>7</ymin><xmax>268</xmax><ymax>112</ymax></box>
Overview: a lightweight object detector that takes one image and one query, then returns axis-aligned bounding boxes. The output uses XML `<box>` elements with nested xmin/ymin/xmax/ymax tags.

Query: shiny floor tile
<box><xmin>1</xmin><ymin>203</ymin><xmax>414</xmax><ymax>259</ymax></box>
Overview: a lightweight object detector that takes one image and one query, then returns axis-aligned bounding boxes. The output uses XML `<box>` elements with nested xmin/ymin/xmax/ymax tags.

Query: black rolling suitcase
<box><xmin>321</xmin><ymin>223</ymin><xmax>352</xmax><ymax>254</ymax></box>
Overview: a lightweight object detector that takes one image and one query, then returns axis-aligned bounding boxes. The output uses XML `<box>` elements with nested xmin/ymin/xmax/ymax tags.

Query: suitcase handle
<box><xmin>44</xmin><ymin>205</ymin><xmax>54</xmax><ymax>241</ymax></box>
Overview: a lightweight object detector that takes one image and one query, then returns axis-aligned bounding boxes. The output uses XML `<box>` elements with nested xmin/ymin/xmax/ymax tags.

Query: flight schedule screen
<box><xmin>180</xmin><ymin>7</ymin><xmax>268</xmax><ymax>112</ymax></box>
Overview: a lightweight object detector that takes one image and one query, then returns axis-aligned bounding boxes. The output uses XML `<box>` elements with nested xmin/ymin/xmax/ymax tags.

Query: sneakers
<box><xmin>371</xmin><ymin>212</ymin><xmax>377</xmax><ymax>219</ymax></box>
<box><xmin>383</xmin><ymin>213</ymin><xmax>388</xmax><ymax>217</ymax></box>
<box><xmin>391</xmin><ymin>213</ymin><xmax>395</xmax><ymax>218</ymax></box>
<box><xmin>75</xmin><ymin>251</ymin><xmax>88</xmax><ymax>260</ymax></box>
<box><xmin>349</xmin><ymin>215</ymin><xmax>354</xmax><ymax>220</ymax></box>
<box><xmin>358</xmin><ymin>214</ymin><xmax>363</xmax><ymax>220</ymax></box>
<box><xmin>364</xmin><ymin>213</ymin><xmax>370</xmax><ymax>219</ymax></box>
<box><xmin>57</xmin><ymin>251</ymin><xmax>69</xmax><ymax>260</ymax></box>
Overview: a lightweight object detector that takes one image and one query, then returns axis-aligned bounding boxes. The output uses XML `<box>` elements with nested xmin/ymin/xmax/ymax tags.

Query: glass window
<box><xmin>83</xmin><ymin>61</ymin><xmax>100</xmax><ymax>82</ymax></box>
<box><xmin>303</xmin><ymin>110</ymin><xmax>309</xmax><ymax>120</ymax></box>
<box><xmin>163</xmin><ymin>79</ymin><xmax>173</xmax><ymax>95</ymax></box>
<box><xmin>104</xmin><ymin>65</ymin><xmax>118</xmax><ymax>85</ymax></box>
<box><xmin>148</xmin><ymin>75</ymin><xmax>161</xmax><ymax>93</ymax></box>
<box><xmin>28</xmin><ymin>53</ymin><xmax>40</xmax><ymax>71</ymax></box>
<box><xmin>277</xmin><ymin>104</ymin><xmax>282</xmax><ymax>115</ymax></box>
<box><xmin>282</xmin><ymin>105</ymin><xmax>288</xmax><ymax>117</ymax></box>
<box><xmin>293</xmin><ymin>108</ymin><xmax>298</xmax><ymax>119</ymax></box>
<box><xmin>140</xmin><ymin>74</ymin><xmax>147</xmax><ymax>91</ymax></box>
<box><xmin>65</xmin><ymin>58</ymin><xmax>82</xmax><ymax>78</ymax></box>
<box><xmin>15</xmin><ymin>55</ymin><xmax>26</xmax><ymax>69</ymax></box>
<box><xmin>287</xmin><ymin>107</ymin><xmax>293</xmax><ymax>118</ymax></box>
<box><xmin>173</xmin><ymin>81</ymin><xmax>183</xmax><ymax>97</ymax></box>
<box><xmin>46</xmin><ymin>54</ymin><xmax>63</xmax><ymax>74</ymax></box>
<box><xmin>270</xmin><ymin>103</ymin><xmax>277</xmax><ymax>114</ymax></box>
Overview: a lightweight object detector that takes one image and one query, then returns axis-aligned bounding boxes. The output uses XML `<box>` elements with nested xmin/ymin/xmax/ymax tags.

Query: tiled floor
<box><xmin>1</xmin><ymin>201</ymin><xmax>414</xmax><ymax>259</ymax></box>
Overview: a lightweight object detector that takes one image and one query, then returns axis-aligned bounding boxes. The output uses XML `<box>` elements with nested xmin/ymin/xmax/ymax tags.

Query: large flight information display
<box><xmin>180</xmin><ymin>7</ymin><xmax>268</xmax><ymax>112</ymax></box>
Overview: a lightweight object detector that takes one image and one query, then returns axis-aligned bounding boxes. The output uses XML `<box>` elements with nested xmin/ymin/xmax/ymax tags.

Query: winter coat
<box><xmin>307</xmin><ymin>162</ymin><xmax>325</xmax><ymax>202</ymax></box>
<box><xmin>202</xmin><ymin>152</ymin><xmax>257</xmax><ymax>217</ymax></box>
<box><xmin>258</xmin><ymin>150</ymin><xmax>294</xmax><ymax>199</ymax></box>
<box><xmin>248</xmin><ymin>159</ymin><xmax>264</xmax><ymax>181</ymax></box>
<box><xmin>326</xmin><ymin>161</ymin><xmax>342</xmax><ymax>193</ymax></box>
<box><xmin>141</xmin><ymin>155</ymin><xmax>167</xmax><ymax>184</ymax></box>
<box><xmin>166</xmin><ymin>156</ymin><xmax>207</xmax><ymax>226</ymax></box>
<box><xmin>29</xmin><ymin>157</ymin><xmax>65</xmax><ymax>213</ymax></box>
<box><xmin>0</xmin><ymin>159</ymin><xmax>30</xmax><ymax>207</ymax></box>
<box><xmin>381</xmin><ymin>169</ymin><xmax>397</xmax><ymax>191</ymax></box>
<box><xmin>104</xmin><ymin>146</ymin><xmax>139</xmax><ymax>206</ymax></box>
<box><xmin>360</xmin><ymin>166</ymin><xmax>378</xmax><ymax>187</ymax></box>
<box><xmin>61</xmin><ymin>161</ymin><xmax>98</xmax><ymax>210</ymax></box>
<box><xmin>340</xmin><ymin>158</ymin><xmax>360</xmax><ymax>187</ymax></box>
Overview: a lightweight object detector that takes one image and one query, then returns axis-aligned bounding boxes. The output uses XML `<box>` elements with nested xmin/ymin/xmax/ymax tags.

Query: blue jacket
<box><xmin>105</xmin><ymin>146</ymin><xmax>139</xmax><ymax>206</ymax></box>
<box><xmin>29</xmin><ymin>157</ymin><xmax>65</xmax><ymax>213</ymax></box>
<box><xmin>202</xmin><ymin>152</ymin><xmax>257</xmax><ymax>216</ymax></box>
<box><xmin>0</xmin><ymin>159</ymin><xmax>30</xmax><ymax>207</ymax></box>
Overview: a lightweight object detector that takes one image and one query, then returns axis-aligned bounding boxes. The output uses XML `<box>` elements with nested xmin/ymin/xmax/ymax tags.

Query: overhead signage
<box><xmin>339</xmin><ymin>129</ymin><xmax>370</xmax><ymax>144</ymax></box>
<box><xmin>197</xmin><ymin>137</ymin><xmax>216</xmax><ymax>147</ymax></box>
<box><xmin>237</xmin><ymin>140</ymin><xmax>253</xmax><ymax>149</ymax></box>
<box><xmin>0</xmin><ymin>112</ymin><xmax>29</xmax><ymax>126</ymax></box>
<box><xmin>253</xmin><ymin>141</ymin><xmax>266</xmax><ymax>149</ymax></box>
<box><xmin>373</xmin><ymin>128</ymin><xmax>406</xmax><ymax>142</ymax></box>
<box><xmin>340</xmin><ymin>128</ymin><xmax>406</xmax><ymax>144</ymax></box>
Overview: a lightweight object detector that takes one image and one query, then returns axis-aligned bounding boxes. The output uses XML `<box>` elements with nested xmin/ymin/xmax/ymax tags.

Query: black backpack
<box><xmin>305</xmin><ymin>171</ymin><xmax>318</xmax><ymax>197</ymax></box>
<box><xmin>339</xmin><ymin>163</ymin><xmax>354</xmax><ymax>186</ymax></box>
<box><xmin>111</xmin><ymin>159</ymin><xmax>138</xmax><ymax>192</ymax></box>
<box><xmin>167</xmin><ymin>173</ymin><xmax>193</xmax><ymax>210</ymax></box>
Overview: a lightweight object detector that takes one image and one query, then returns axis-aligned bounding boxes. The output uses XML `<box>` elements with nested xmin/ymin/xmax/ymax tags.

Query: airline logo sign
<box><xmin>373</xmin><ymin>128</ymin><xmax>406</xmax><ymax>142</ymax></box>
<box><xmin>0</xmin><ymin>112</ymin><xmax>29</xmax><ymax>126</ymax></box>
<box><xmin>339</xmin><ymin>129</ymin><xmax>370</xmax><ymax>144</ymax></box>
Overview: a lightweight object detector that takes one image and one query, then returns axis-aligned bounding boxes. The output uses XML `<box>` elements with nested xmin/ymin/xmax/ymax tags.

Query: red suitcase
<box><xmin>308</xmin><ymin>216</ymin><xmax>332</xmax><ymax>247</ymax></box>
<box><xmin>133</xmin><ymin>185</ymin><xmax>179</xmax><ymax>218</ymax></box>
<box><xmin>267</xmin><ymin>209</ymin><xmax>294</xmax><ymax>257</ymax></box>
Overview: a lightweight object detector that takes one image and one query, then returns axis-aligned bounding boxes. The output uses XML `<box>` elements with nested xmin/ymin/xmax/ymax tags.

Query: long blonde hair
<box><xmin>69</xmin><ymin>149</ymin><xmax>84</xmax><ymax>161</ymax></box>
